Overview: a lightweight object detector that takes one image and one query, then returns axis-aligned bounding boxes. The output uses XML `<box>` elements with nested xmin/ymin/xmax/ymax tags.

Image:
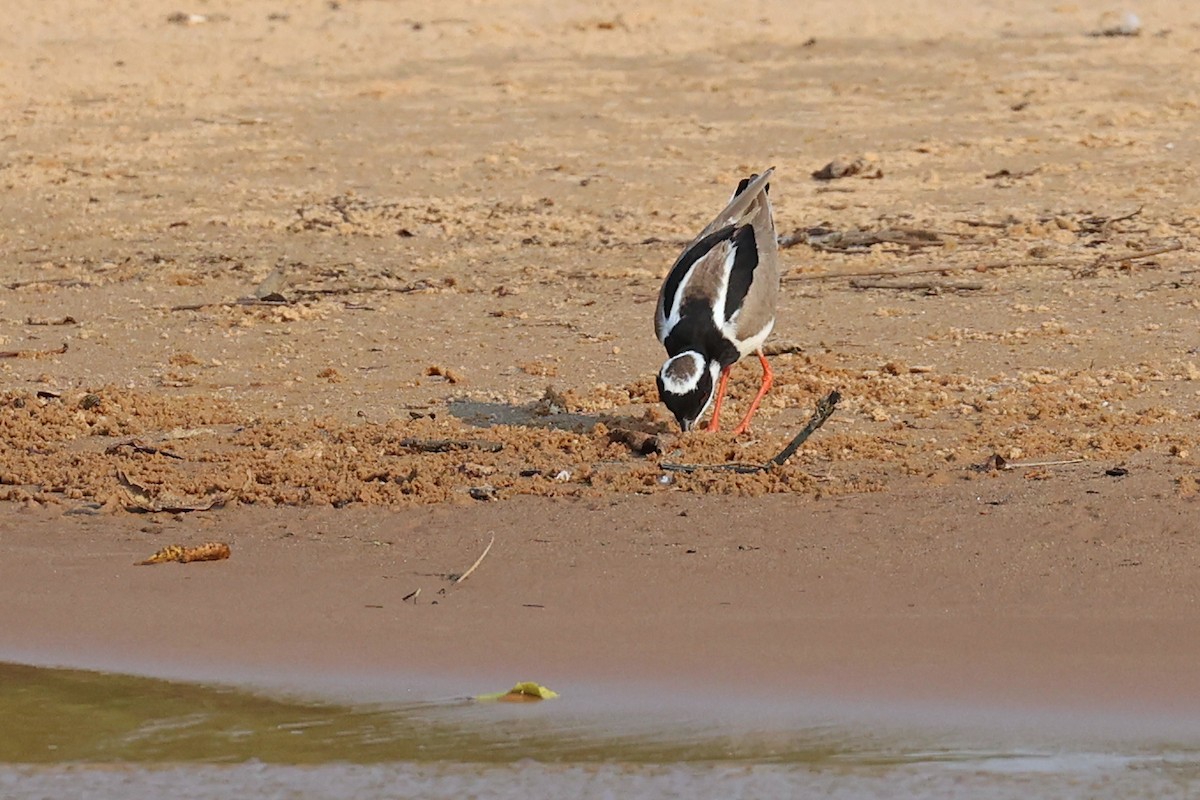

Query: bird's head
<box><xmin>656</xmin><ymin>351</ymin><xmax>719</xmax><ymax>432</ymax></box>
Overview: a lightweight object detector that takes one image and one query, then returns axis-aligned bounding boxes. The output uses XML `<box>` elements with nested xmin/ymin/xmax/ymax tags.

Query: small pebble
<box><xmin>1116</xmin><ymin>11</ymin><xmax>1141</xmax><ymax>35</ymax></box>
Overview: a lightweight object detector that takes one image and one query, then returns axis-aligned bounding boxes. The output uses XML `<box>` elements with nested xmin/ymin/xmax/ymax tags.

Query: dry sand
<box><xmin>1</xmin><ymin>0</ymin><xmax>1199</xmax><ymax>718</ymax></box>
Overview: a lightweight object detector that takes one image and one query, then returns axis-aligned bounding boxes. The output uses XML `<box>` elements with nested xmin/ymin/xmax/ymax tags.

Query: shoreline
<box><xmin>3</xmin><ymin>475</ymin><xmax>1198</xmax><ymax>736</ymax></box>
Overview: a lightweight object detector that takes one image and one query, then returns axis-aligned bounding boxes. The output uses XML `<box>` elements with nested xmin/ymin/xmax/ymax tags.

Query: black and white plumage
<box><xmin>654</xmin><ymin>169</ymin><xmax>779</xmax><ymax>433</ymax></box>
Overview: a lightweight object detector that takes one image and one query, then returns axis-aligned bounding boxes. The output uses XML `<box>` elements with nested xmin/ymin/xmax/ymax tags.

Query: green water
<box><xmin>3</xmin><ymin>661</ymin><xmax>1200</xmax><ymax>799</ymax></box>
<box><xmin>0</xmin><ymin>661</ymin><xmax>851</xmax><ymax>766</ymax></box>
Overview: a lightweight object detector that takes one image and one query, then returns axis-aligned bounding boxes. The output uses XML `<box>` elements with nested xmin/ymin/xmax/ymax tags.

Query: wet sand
<box><xmin>1</xmin><ymin>0</ymin><xmax>1199</xmax><ymax>725</ymax></box>
<box><xmin>3</xmin><ymin>469</ymin><xmax>1200</xmax><ymax>723</ymax></box>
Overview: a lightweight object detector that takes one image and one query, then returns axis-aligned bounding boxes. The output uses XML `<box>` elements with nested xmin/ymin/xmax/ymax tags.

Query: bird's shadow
<box><xmin>446</xmin><ymin>395</ymin><xmax>669</xmax><ymax>436</ymax></box>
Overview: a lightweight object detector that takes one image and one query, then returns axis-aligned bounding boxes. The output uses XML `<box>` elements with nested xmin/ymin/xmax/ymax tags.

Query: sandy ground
<box><xmin>1</xmin><ymin>0</ymin><xmax>1199</xmax><ymax>718</ymax></box>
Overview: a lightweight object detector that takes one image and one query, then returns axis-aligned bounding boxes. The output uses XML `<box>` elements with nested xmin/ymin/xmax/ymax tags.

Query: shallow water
<box><xmin>2</xmin><ymin>661</ymin><xmax>1199</xmax><ymax>799</ymax></box>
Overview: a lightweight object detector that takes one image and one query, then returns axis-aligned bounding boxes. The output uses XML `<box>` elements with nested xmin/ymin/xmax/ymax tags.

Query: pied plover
<box><xmin>654</xmin><ymin>168</ymin><xmax>780</xmax><ymax>434</ymax></box>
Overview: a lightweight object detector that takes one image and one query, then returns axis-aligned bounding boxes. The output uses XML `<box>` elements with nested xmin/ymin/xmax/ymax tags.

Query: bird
<box><xmin>654</xmin><ymin>168</ymin><xmax>780</xmax><ymax>434</ymax></box>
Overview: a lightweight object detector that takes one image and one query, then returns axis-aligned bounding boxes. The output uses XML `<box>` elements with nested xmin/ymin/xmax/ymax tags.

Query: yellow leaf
<box><xmin>137</xmin><ymin>544</ymin><xmax>187</xmax><ymax>565</ymax></box>
<box><xmin>137</xmin><ymin>542</ymin><xmax>231</xmax><ymax>565</ymax></box>
<box><xmin>475</xmin><ymin>682</ymin><xmax>559</xmax><ymax>702</ymax></box>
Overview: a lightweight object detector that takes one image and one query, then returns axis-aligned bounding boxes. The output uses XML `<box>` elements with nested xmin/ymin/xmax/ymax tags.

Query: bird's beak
<box><xmin>677</xmin><ymin>416</ymin><xmax>695</xmax><ymax>433</ymax></box>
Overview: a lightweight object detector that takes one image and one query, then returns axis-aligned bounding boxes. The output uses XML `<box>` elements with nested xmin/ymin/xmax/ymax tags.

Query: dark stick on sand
<box><xmin>661</xmin><ymin>390</ymin><xmax>842</xmax><ymax>474</ymax></box>
<box><xmin>768</xmin><ymin>390</ymin><xmax>842</xmax><ymax>467</ymax></box>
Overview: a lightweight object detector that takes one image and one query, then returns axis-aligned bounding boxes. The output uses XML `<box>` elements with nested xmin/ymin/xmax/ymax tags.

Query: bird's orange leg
<box><xmin>705</xmin><ymin>365</ymin><xmax>733</xmax><ymax>432</ymax></box>
<box><xmin>731</xmin><ymin>350</ymin><xmax>773</xmax><ymax>435</ymax></box>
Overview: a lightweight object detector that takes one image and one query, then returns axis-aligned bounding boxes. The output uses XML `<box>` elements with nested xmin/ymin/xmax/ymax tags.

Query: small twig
<box><xmin>985</xmin><ymin>167</ymin><xmax>1041</xmax><ymax>181</ymax></box>
<box><xmin>769</xmin><ymin>390</ymin><xmax>842</xmax><ymax>466</ymax></box>
<box><xmin>105</xmin><ymin>440</ymin><xmax>185</xmax><ymax>460</ymax></box>
<box><xmin>169</xmin><ymin>297</ymin><xmax>288</xmax><ymax>312</ymax></box>
<box><xmin>293</xmin><ymin>280</ymin><xmax>446</xmax><ymax>297</ymax></box>
<box><xmin>1070</xmin><ymin>242</ymin><xmax>1183</xmax><ymax>278</ymax></box>
<box><xmin>399</xmin><ymin>437</ymin><xmax>504</xmax><ymax>453</ymax></box>
<box><xmin>785</xmin><ymin>240</ymin><xmax>1183</xmax><ymax>283</ymax></box>
<box><xmin>4</xmin><ymin>278</ymin><xmax>95</xmax><ymax>291</ymax></box>
<box><xmin>1002</xmin><ymin>458</ymin><xmax>1084</xmax><ymax>470</ymax></box>
<box><xmin>956</xmin><ymin>218</ymin><xmax>1009</xmax><ymax>229</ymax></box>
<box><xmin>787</xmin><ymin>261</ymin><xmax>1050</xmax><ymax>282</ymax></box>
<box><xmin>1093</xmin><ymin>205</ymin><xmax>1143</xmax><ymax>229</ymax></box>
<box><xmin>777</xmin><ymin>230</ymin><xmax>810</xmax><ymax>248</ymax></box>
<box><xmin>1089</xmin><ymin>241</ymin><xmax>1184</xmax><ymax>265</ymax></box>
<box><xmin>849</xmin><ymin>279</ymin><xmax>983</xmax><ymax>292</ymax></box>
<box><xmin>452</xmin><ymin>534</ymin><xmax>495</xmax><ymax>584</ymax></box>
<box><xmin>0</xmin><ymin>342</ymin><xmax>69</xmax><ymax>359</ymax></box>
<box><xmin>170</xmin><ymin>270</ymin><xmax>445</xmax><ymax>311</ymax></box>
<box><xmin>25</xmin><ymin>316</ymin><xmax>78</xmax><ymax>326</ymax></box>
<box><xmin>779</xmin><ymin>227</ymin><xmax>948</xmax><ymax>252</ymax></box>
<box><xmin>660</xmin><ymin>390</ymin><xmax>842</xmax><ymax>474</ymax></box>
<box><xmin>974</xmin><ymin>454</ymin><xmax>1085</xmax><ymax>472</ymax></box>
<box><xmin>660</xmin><ymin>461</ymin><xmax>765</xmax><ymax>475</ymax></box>
<box><xmin>402</xmin><ymin>588</ymin><xmax>421</xmax><ymax>603</ymax></box>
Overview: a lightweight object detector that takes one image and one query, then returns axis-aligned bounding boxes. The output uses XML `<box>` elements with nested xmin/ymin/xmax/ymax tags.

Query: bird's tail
<box><xmin>700</xmin><ymin>167</ymin><xmax>774</xmax><ymax>238</ymax></box>
<box><xmin>732</xmin><ymin>173</ymin><xmax>771</xmax><ymax>199</ymax></box>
